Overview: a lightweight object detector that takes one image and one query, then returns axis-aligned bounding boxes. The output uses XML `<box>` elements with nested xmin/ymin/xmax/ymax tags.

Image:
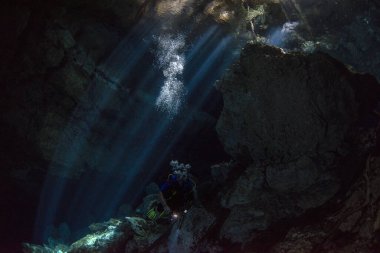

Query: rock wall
<box><xmin>1</xmin><ymin>0</ymin><xmax>145</xmax><ymax>171</ymax></box>
<box><xmin>0</xmin><ymin>0</ymin><xmax>147</xmax><ymax>248</ymax></box>
<box><xmin>237</xmin><ymin>0</ymin><xmax>380</xmax><ymax>82</ymax></box>
<box><xmin>215</xmin><ymin>42</ymin><xmax>380</xmax><ymax>245</ymax></box>
<box><xmin>289</xmin><ymin>0</ymin><xmax>380</xmax><ymax>82</ymax></box>
<box><xmin>271</xmin><ymin>154</ymin><xmax>380</xmax><ymax>253</ymax></box>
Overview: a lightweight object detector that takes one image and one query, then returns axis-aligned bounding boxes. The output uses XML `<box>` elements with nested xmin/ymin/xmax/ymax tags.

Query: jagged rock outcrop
<box><xmin>23</xmin><ymin>217</ymin><xmax>169</xmax><ymax>253</ymax></box>
<box><xmin>286</xmin><ymin>0</ymin><xmax>380</xmax><ymax>82</ymax></box>
<box><xmin>217</xmin><ymin>43</ymin><xmax>364</xmax><ymax>163</ymax></box>
<box><xmin>258</xmin><ymin>0</ymin><xmax>380</xmax><ymax>82</ymax></box>
<box><xmin>215</xmin><ymin>42</ymin><xmax>380</xmax><ymax>244</ymax></box>
<box><xmin>270</xmin><ymin>154</ymin><xmax>380</xmax><ymax>253</ymax></box>
<box><xmin>166</xmin><ymin>207</ymin><xmax>216</xmax><ymax>253</ymax></box>
<box><xmin>237</xmin><ymin>0</ymin><xmax>380</xmax><ymax>82</ymax></box>
<box><xmin>23</xmin><ymin>206</ymin><xmax>217</xmax><ymax>253</ymax></box>
<box><xmin>68</xmin><ymin>219</ymin><xmax>133</xmax><ymax>253</ymax></box>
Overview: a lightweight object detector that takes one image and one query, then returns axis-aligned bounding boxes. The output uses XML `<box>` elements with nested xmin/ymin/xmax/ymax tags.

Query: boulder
<box><xmin>216</xmin><ymin>42</ymin><xmax>380</xmax><ymax>242</ymax></box>
<box><xmin>220</xmin><ymin>205</ymin><xmax>269</xmax><ymax>243</ymax></box>
<box><xmin>68</xmin><ymin>219</ymin><xmax>131</xmax><ymax>253</ymax></box>
<box><xmin>167</xmin><ymin>207</ymin><xmax>216</xmax><ymax>253</ymax></box>
<box><xmin>216</xmin><ymin>43</ymin><xmax>362</xmax><ymax>164</ymax></box>
<box><xmin>68</xmin><ymin>217</ymin><xmax>169</xmax><ymax>253</ymax></box>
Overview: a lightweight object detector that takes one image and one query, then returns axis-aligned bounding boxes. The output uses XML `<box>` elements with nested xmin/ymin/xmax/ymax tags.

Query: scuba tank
<box><xmin>145</xmin><ymin>200</ymin><xmax>188</xmax><ymax>230</ymax></box>
<box><xmin>145</xmin><ymin>200</ymin><xmax>169</xmax><ymax>222</ymax></box>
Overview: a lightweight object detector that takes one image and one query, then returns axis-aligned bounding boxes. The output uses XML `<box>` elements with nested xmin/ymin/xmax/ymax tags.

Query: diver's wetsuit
<box><xmin>160</xmin><ymin>174</ymin><xmax>195</xmax><ymax>212</ymax></box>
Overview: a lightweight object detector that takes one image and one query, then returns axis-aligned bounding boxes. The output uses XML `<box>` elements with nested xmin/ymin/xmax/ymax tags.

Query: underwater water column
<box><xmin>33</xmin><ymin>19</ymin><xmax>161</xmax><ymax>242</ymax></box>
<box><xmin>33</xmin><ymin>12</ymin><xmax>244</xmax><ymax>244</ymax></box>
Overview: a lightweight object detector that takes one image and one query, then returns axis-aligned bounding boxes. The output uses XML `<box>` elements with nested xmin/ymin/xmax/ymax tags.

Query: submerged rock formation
<box><xmin>271</xmin><ymin>154</ymin><xmax>380</xmax><ymax>253</ymax></box>
<box><xmin>217</xmin><ymin>44</ymin><xmax>359</xmax><ymax>164</ymax></box>
<box><xmin>285</xmin><ymin>0</ymin><xmax>380</xmax><ymax>82</ymax></box>
<box><xmin>215</xmin><ymin>42</ymin><xmax>380</xmax><ymax>245</ymax></box>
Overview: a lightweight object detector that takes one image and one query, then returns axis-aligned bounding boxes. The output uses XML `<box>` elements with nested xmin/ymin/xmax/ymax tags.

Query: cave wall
<box><xmin>0</xmin><ymin>0</ymin><xmax>145</xmax><ymax>171</ymax></box>
<box><xmin>0</xmin><ymin>0</ymin><xmax>146</xmax><ymax>248</ymax></box>
<box><xmin>276</xmin><ymin>0</ymin><xmax>380</xmax><ymax>81</ymax></box>
<box><xmin>215</xmin><ymin>42</ymin><xmax>380</xmax><ymax>243</ymax></box>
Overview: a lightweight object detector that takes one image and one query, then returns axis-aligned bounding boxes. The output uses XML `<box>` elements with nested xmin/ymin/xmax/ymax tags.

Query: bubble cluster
<box><xmin>155</xmin><ymin>34</ymin><xmax>186</xmax><ymax>117</ymax></box>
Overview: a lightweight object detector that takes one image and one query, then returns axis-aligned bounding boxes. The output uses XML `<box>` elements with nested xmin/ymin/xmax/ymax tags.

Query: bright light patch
<box><xmin>281</xmin><ymin>21</ymin><xmax>299</xmax><ymax>34</ymax></box>
<box><xmin>267</xmin><ymin>21</ymin><xmax>299</xmax><ymax>48</ymax></box>
<box><xmin>155</xmin><ymin>34</ymin><xmax>186</xmax><ymax>117</ymax></box>
<box><xmin>155</xmin><ymin>0</ymin><xmax>194</xmax><ymax>16</ymax></box>
<box><xmin>219</xmin><ymin>10</ymin><xmax>233</xmax><ymax>23</ymax></box>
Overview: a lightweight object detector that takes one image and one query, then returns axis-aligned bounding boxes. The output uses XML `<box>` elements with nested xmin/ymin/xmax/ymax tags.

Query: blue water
<box><xmin>33</xmin><ymin>15</ymin><xmax>244</xmax><ymax>244</ymax></box>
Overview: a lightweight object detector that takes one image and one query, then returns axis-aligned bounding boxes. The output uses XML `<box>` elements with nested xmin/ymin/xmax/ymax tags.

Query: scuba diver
<box><xmin>145</xmin><ymin>160</ymin><xmax>196</xmax><ymax>226</ymax></box>
<box><xmin>159</xmin><ymin>160</ymin><xmax>195</xmax><ymax>214</ymax></box>
<box><xmin>146</xmin><ymin>161</ymin><xmax>196</xmax><ymax>225</ymax></box>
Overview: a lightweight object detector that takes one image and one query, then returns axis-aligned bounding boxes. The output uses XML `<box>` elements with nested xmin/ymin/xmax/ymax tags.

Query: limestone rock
<box><xmin>125</xmin><ymin>217</ymin><xmax>167</xmax><ymax>248</ymax></box>
<box><xmin>216</xmin><ymin>43</ymin><xmax>359</xmax><ymax>163</ymax></box>
<box><xmin>216</xmin><ymin>42</ymin><xmax>380</xmax><ymax>244</ymax></box>
<box><xmin>285</xmin><ymin>0</ymin><xmax>380</xmax><ymax>81</ymax></box>
<box><xmin>167</xmin><ymin>207</ymin><xmax>216</xmax><ymax>253</ymax></box>
<box><xmin>68</xmin><ymin>219</ymin><xmax>130</xmax><ymax>253</ymax></box>
<box><xmin>221</xmin><ymin>165</ymin><xmax>265</xmax><ymax>207</ymax></box>
<box><xmin>210</xmin><ymin>162</ymin><xmax>233</xmax><ymax>184</ymax></box>
<box><xmin>220</xmin><ymin>205</ymin><xmax>269</xmax><ymax>243</ymax></box>
<box><xmin>23</xmin><ymin>243</ymin><xmax>60</xmax><ymax>253</ymax></box>
<box><xmin>272</xmin><ymin>227</ymin><xmax>326</xmax><ymax>253</ymax></box>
